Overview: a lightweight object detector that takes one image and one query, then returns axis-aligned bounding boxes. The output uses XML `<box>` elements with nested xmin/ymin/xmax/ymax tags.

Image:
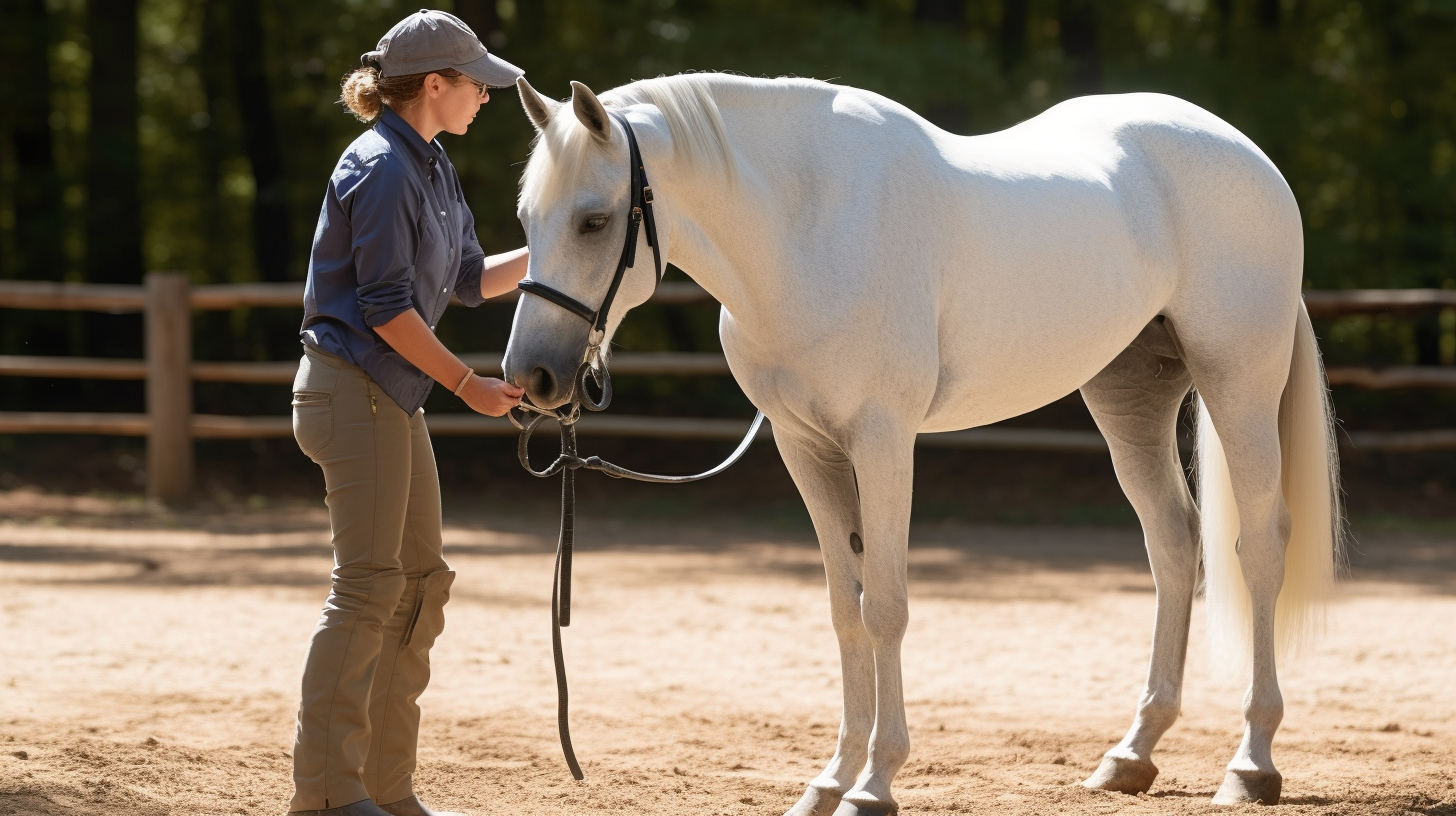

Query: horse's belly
<box><xmin>920</xmin><ymin>294</ymin><xmax>1160</xmax><ymax>432</ymax></box>
<box><xmin>919</xmin><ymin>356</ymin><xmax>1109</xmax><ymax>432</ymax></box>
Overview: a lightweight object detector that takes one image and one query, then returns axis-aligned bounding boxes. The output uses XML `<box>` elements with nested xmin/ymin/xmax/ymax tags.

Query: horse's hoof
<box><xmin>1212</xmin><ymin>769</ymin><xmax>1282</xmax><ymax>806</ymax></box>
<box><xmin>784</xmin><ymin>785</ymin><xmax>844</xmax><ymax>816</ymax></box>
<box><xmin>1081</xmin><ymin>755</ymin><xmax>1159</xmax><ymax>795</ymax></box>
<box><xmin>830</xmin><ymin>798</ymin><xmax>897</xmax><ymax>816</ymax></box>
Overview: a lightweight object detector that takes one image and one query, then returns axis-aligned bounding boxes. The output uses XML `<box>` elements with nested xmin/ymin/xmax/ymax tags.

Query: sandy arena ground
<box><xmin>1</xmin><ymin>488</ymin><xmax>1453</xmax><ymax>815</ymax></box>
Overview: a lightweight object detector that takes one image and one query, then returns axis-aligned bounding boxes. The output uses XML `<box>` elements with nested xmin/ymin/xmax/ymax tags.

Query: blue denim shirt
<box><xmin>300</xmin><ymin>107</ymin><xmax>487</xmax><ymax>415</ymax></box>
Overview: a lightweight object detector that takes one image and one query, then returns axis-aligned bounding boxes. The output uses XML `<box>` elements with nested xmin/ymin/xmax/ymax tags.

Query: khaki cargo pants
<box><xmin>289</xmin><ymin>345</ymin><xmax>455</xmax><ymax>812</ymax></box>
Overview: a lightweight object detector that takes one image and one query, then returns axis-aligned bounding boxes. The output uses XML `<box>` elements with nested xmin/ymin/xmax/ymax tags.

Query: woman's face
<box><xmin>437</xmin><ymin>74</ymin><xmax>488</xmax><ymax>136</ymax></box>
<box><xmin>414</xmin><ymin>72</ymin><xmax>488</xmax><ymax>137</ymax></box>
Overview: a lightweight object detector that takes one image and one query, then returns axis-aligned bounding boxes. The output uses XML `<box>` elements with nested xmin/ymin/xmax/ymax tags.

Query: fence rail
<box><xmin>2</xmin><ymin>276</ymin><xmax>1454</xmax><ymax>502</ymax></box>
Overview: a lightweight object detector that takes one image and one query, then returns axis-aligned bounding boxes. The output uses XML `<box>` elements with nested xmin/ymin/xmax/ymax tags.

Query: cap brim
<box><xmin>456</xmin><ymin>52</ymin><xmax>524</xmax><ymax>88</ymax></box>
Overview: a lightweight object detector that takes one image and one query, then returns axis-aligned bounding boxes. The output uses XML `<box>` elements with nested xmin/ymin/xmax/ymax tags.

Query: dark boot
<box><xmin>377</xmin><ymin>794</ymin><xmax>467</xmax><ymax>816</ymax></box>
<box><xmin>290</xmin><ymin>798</ymin><xmax>395</xmax><ymax>816</ymax></box>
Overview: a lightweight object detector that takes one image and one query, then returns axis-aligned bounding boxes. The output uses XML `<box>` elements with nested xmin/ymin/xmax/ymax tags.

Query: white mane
<box><xmin>520</xmin><ymin>73</ymin><xmax>770</xmax><ymax>203</ymax></box>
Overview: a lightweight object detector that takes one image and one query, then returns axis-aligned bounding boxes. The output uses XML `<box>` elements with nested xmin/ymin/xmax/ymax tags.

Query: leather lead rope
<box><xmin>551</xmin><ymin>421</ymin><xmax>583</xmax><ymax>780</ymax></box>
<box><xmin>512</xmin><ymin>404</ymin><xmax>766</xmax><ymax>781</ymax></box>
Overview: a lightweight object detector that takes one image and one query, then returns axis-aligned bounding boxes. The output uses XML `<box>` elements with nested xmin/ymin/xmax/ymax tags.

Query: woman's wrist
<box><xmin>452</xmin><ymin>367</ymin><xmax>475</xmax><ymax>395</ymax></box>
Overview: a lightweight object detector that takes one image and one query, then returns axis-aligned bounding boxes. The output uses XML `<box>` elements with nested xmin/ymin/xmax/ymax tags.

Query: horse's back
<box><xmin>907</xmin><ymin>93</ymin><xmax>1304</xmax><ymax>430</ymax></box>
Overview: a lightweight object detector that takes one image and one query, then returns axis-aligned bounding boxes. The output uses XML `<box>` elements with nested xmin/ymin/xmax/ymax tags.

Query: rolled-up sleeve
<box><xmin>452</xmin><ymin>175</ymin><xmax>488</xmax><ymax>308</ymax></box>
<box><xmin>339</xmin><ymin>155</ymin><xmax>420</xmax><ymax>327</ymax></box>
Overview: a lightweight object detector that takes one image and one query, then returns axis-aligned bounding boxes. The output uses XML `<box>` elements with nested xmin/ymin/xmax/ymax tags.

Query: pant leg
<box><xmin>290</xmin><ymin>349</ymin><xmax>415</xmax><ymax>813</ymax></box>
<box><xmin>365</xmin><ymin>410</ymin><xmax>453</xmax><ymax>805</ymax></box>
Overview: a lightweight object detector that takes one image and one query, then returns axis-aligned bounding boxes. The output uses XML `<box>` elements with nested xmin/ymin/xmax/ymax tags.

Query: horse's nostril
<box><xmin>529</xmin><ymin>366</ymin><xmax>557</xmax><ymax>399</ymax></box>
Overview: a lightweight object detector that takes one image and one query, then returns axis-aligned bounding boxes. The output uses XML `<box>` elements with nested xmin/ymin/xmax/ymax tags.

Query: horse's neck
<box><xmin>653</xmin><ymin>84</ymin><xmax>844</xmax><ymax>326</ymax></box>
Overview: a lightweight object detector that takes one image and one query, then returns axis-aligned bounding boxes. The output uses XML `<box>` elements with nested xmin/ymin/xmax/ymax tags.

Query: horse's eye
<box><xmin>581</xmin><ymin>215</ymin><xmax>609</xmax><ymax>233</ymax></box>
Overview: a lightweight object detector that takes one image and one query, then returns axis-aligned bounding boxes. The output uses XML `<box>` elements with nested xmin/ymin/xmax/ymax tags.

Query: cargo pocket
<box><xmin>402</xmin><ymin>570</ymin><xmax>456</xmax><ymax>648</ymax></box>
<box><xmin>292</xmin><ymin>391</ymin><xmax>333</xmax><ymax>461</ymax></box>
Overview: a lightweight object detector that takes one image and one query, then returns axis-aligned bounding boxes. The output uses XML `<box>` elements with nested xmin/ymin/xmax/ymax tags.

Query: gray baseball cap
<box><xmin>362</xmin><ymin>9</ymin><xmax>523</xmax><ymax>87</ymax></box>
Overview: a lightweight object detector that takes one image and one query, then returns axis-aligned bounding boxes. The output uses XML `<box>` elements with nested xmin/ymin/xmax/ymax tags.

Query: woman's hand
<box><xmin>460</xmin><ymin>375</ymin><xmax>524</xmax><ymax>416</ymax></box>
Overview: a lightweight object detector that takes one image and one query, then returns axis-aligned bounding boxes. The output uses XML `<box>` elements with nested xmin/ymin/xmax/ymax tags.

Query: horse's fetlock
<box><xmin>870</xmin><ymin>734</ymin><xmax>911</xmax><ymax>775</ymax></box>
<box><xmin>1136</xmin><ymin>693</ymin><xmax>1181</xmax><ymax>734</ymax></box>
<box><xmin>1243</xmin><ymin>695</ymin><xmax>1284</xmax><ymax>733</ymax></box>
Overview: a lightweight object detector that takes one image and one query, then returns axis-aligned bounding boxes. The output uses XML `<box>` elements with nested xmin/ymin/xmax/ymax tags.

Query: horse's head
<box><xmin>503</xmin><ymin>78</ymin><xmax>666</xmax><ymax>409</ymax></box>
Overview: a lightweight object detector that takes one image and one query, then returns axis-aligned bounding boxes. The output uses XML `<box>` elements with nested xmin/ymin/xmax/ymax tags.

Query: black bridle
<box><xmin>508</xmin><ymin>110</ymin><xmax>765</xmax><ymax>781</ymax></box>
<box><xmin>515</xmin><ymin>110</ymin><xmax>663</xmax><ymax>413</ymax></box>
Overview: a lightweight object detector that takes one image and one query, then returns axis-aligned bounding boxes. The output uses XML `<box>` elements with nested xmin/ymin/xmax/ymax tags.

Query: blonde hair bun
<box><xmin>340</xmin><ymin>66</ymin><xmax>384</xmax><ymax>123</ymax></box>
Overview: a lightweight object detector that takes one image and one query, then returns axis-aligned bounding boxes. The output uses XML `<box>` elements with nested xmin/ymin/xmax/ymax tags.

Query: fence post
<box><xmin>145</xmin><ymin>272</ymin><xmax>193</xmax><ymax>503</ymax></box>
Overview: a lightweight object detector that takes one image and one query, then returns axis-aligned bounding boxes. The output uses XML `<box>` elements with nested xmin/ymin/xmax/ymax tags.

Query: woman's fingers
<box><xmin>462</xmin><ymin>376</ymin><xmax>523</xmax><ymax>416</ymax></box>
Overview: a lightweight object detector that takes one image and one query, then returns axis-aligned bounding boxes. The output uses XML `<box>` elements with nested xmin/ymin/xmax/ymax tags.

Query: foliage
<box><xmin>1</xmin><ymin>0</ymin><xmax>1454</xmax><ymax>415</ymax></box>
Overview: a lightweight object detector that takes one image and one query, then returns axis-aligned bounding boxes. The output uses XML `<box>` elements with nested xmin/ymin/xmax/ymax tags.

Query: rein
<box><xmin>510</xmin><ymin>111</ymin><xmax>766</xmax><ymax>780</ymax></box>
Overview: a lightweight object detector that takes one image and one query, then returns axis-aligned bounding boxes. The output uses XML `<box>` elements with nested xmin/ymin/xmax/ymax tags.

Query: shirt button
<box><xmin>442</xmin><ymin>287</ymin><xmax>448</xmax><ymax>293</ymax></box>
<box><xmin>439</xmin><ymin>211</ymin><xmax>446</xmax><ymax>218</ymax></box>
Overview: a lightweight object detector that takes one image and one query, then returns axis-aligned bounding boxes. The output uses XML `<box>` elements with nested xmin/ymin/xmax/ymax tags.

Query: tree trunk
<box><xmin>2</xmin><ymin>0</ymin><xmax>65</xmax><ymax>283</ymax></box>
<box><xmin>1000</xmin><ymin>0</ymin><xmax>1028</xmax><ymax>72</ymax></box>
<box><xmin>453</xmin><ymin>0</ymin><xmax>500</xmax><ymax>45</ymax></box>
<box><xmin>85</xmin><ymin>0</ymin><xmax>142</xmax><ymax>285</ymax></box>
<box><xmin>915</xmin><ymin>0</ymin><xmax>963</xmax><ymax>25</ymax></box>
<box><xmin>227</xmin><ymin>0</ymin><xmax>292</xmax><ymax>282</ymax></box>
<box><xmin>1256</xmin><ymin>0</ymin><xmax>1280</xmax><ymax>31</ymax></box>
<box><xmin>198</xmin><ymin>0</ymin><xmax>232</xmax><ymax>285</ymax></box>
<box><xmin>1058</xmin><ymin>0</ymin><xmax>1100</xmax><ymax>97</ymax></box>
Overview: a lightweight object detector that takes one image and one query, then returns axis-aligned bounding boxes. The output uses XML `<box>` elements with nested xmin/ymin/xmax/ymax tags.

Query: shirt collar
<box><xmin>377</xmin><ymin>107</ymin><xmax>444</xmax><ymax>168</ymax></box>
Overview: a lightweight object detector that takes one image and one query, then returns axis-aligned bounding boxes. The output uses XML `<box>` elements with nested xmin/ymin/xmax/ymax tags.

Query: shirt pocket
<box><xmin>292</xmin><ymin>391</ymin><xmax>333</xmax><ymax>461</ymax></box>
<box><xmin>415</xmin><ymin>207</ymin><xmax>450</xmax><ymax>285</ymax></box>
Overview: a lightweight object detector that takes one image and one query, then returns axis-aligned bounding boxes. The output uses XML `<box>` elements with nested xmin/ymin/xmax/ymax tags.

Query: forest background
<box><xmin>0</xmin><ymin>0</ymin><xmax>1453</xmax><ymax>512</ymax></box>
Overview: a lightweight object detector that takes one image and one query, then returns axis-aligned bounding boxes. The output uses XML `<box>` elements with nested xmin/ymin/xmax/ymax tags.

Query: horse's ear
<box><xmin>517</xmin><ymin>77</ymin><xmax>555</xmax><ymax>132</ymax></box>
<box><xmin>570</xmin><ymin>80</ymin><xmax>612</xmax><ymax>143</ymax></box>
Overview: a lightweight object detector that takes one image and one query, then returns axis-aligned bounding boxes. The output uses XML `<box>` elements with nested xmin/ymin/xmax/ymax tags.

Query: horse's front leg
<box><xmin>835</xmin><ymin>426</ymin><xmax>916</xmax><ymax>816</ymax></box>
<box><xmin>777</xmin><ymin>434</ymin><xmax>876</xmax><ymax>816</ymax></box>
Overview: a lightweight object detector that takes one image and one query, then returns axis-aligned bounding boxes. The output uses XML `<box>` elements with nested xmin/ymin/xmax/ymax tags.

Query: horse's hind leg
<box><xmin>1195</xmin><ymin>370</ymin><xmax>1292</xmax><ymax>806</ymax></box>
<box><xmin>1173</xmin><ymin>294</ymin><xmax>1302</xmax><ymax>805</ymax></box>
<box><xmin>775</xmin><ymin>432</ymin><xmax>876</xmax><ymax>816</ymax></box>
<box><xmin>1079</xmin><ymin>319</ymin><xmax>1199</xmax><ymax>795</ymax></box>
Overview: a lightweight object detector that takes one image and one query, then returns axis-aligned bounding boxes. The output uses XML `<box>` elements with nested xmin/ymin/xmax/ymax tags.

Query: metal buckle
<box><xmin>642</xmin><ymin>186</ymin><xmax>653</xmax><ymax>204</ymax></box>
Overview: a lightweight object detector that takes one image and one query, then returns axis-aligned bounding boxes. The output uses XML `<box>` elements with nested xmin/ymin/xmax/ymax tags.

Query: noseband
<box><xmin>515</xmin><ymin>110</ymin><xmax>662</xmax><ymax>413</ymax></box>
<box><xmin>505</xmin><ymin>109</ymin><xmax>765</xmax><ymax>782</ymax></box>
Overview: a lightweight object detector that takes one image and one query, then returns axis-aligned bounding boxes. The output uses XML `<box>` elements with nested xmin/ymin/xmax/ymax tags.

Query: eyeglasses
<box><xmin>439</xmin><ymin>70</ymin><xmax>487</xmax><ymax>98</ymax></box>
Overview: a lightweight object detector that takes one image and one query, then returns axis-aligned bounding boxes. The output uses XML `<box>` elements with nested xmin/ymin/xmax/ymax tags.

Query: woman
<box><xmin>289</xmin><ymin>10</ymin><xmax>525</xmax><ymax>816</ymax></box>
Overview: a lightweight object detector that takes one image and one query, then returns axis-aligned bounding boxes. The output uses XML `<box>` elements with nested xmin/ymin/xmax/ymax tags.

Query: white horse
<box><xmin>501</xmin><ymin>73</ymin><xmax>1342</xmax><ymax>813</ymax></box>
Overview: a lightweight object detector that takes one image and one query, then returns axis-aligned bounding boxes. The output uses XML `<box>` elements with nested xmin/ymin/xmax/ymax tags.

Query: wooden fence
<box><xmin>1</xmin><ymin>273</ymin><xmax>1453</xmax><ymax>502</ymax></box>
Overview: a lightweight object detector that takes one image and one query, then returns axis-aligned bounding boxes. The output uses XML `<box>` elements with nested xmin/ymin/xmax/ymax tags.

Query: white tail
<box><xmin>1195</xmin><ymin>302</ymin><xmax>1345</xmax><ymax>670</ymax></box>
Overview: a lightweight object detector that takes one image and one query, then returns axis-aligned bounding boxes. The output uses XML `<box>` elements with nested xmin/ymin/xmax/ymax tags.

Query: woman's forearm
<box><xmin>374</xmin><ymin>310</ymin><xmax>470</xmax><ymax>388</ymax></box>
<box><xmin>480</xmin><ymin>246</ymin><xmax>529</xmax><ymax>300</ymax></box>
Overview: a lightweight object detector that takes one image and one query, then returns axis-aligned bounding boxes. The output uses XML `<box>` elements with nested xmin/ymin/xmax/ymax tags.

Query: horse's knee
<box><xmin>859</xmin><ymin>592</ymin><xmax>907</xmax><ymax>647</ymax></box>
